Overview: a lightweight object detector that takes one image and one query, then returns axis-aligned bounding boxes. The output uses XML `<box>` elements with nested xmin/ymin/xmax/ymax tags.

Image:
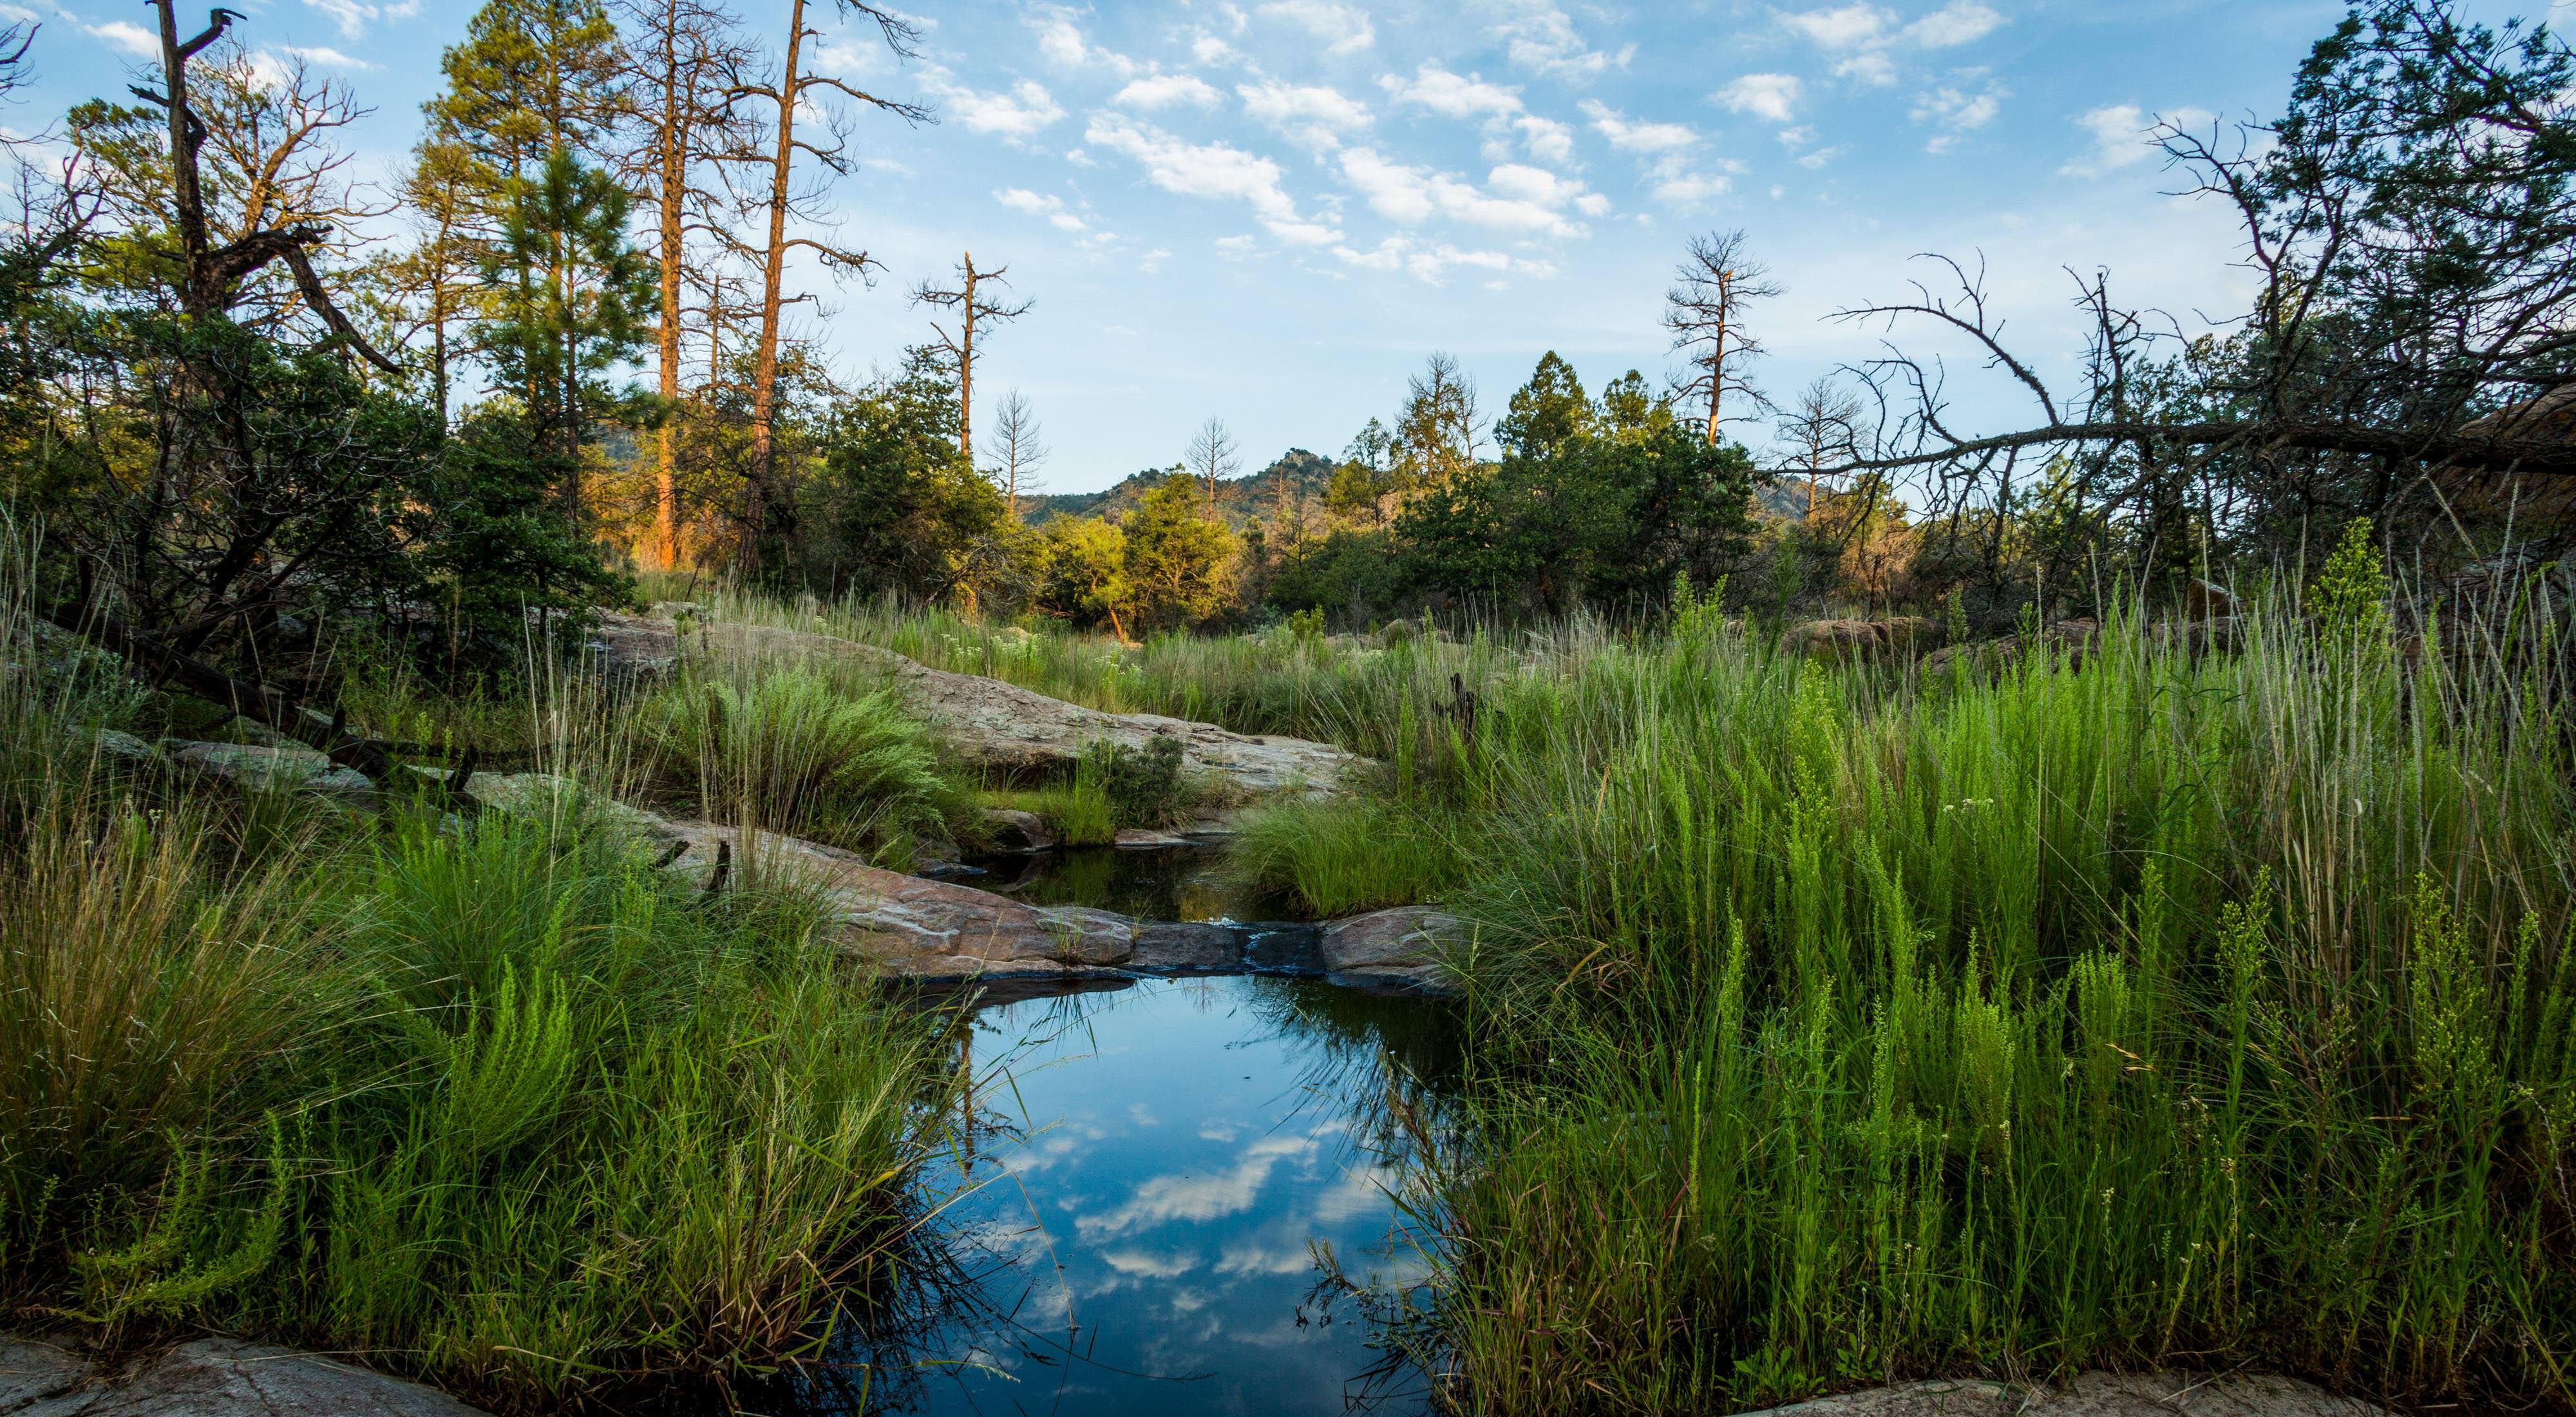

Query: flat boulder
<box><xmin>1320</xmin><ymin>906</ymin><xmax>1459</xmax><ymax>993</ymax></box>
<box><xmin>0</xmin><ymin>1335</ymin><xmax>489</xmax><ymax>1416</ymax></box>
<box><xmin>1736</xmin><ymin>1371</ymin><xmax>2385</xmax><ymax>1416</ymax></box>
<box><xmin>656</xmin><ymin>821</ymin><xmax>1135</xmax><ymax>979</ymax></box>
<box><xmin>1779</xmin><ymin>616</ymin><xmax>1936</xmax><ymax>662</ymax></box>
<box><xmin>167</xmin><ymin>743</ymin><xmax>376</xmax><ymax>806</ymax></box>
<box><xmin>596</xmin><ymin>612</ymin><xmax>1370</xmax><ymax>798</ymax></box>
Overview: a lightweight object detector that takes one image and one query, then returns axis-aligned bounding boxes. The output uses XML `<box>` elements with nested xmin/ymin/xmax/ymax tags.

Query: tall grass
<box><xmin>1417</xmin><ymin>598</ymin><xmax>2576</xmax><ymax>1412</ymax></box>
<box><xmin>1233</xmin><ymin>797</ymin><xmax>1465</xmax><ymax>916</ymax></box>
<box><xmin>0</xmin><ymin>538</ymin><xmax>960</xmax><ymax>1411</ymax></box>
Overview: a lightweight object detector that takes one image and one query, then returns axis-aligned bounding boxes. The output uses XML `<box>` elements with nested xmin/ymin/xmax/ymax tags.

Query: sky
<box><xmin>12</xmin><ymin>0</ymin><xmax>2557</xmax><ymax>493</ymax></box>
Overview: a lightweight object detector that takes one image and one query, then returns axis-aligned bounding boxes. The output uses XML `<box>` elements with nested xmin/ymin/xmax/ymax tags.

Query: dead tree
<box><xmin>912</xmin><ymin>251</ymin><xmax>1032</xmax><ymax>470</ymax></box>
<box><xmin>616</xmin><ymin>0</ymin><xmax>757</xmax><ymax>571</ymax></box>
<box><xmin>987</xmin><ymin>386</ymin><xmax>1048</xmax><ymax>520</ymax></box>
<box><xmin>1810</xmin><ymin>3</ymin><xmax>2576</xmax><ymax>582</ymax></box>
<box><xmin>1665</xmin><ymin>229</ymin><xmax>1780</xmax><ymax>446</ymax></box>
<box><xmin>1185</xmin><ymin>415</ymin><xmax>1240</xmax><ymax>517</ymax></box>
<box><xmin>723</xmin><ymin>0</ymin><xmax>926</xmax><ymax>577</ymax></box>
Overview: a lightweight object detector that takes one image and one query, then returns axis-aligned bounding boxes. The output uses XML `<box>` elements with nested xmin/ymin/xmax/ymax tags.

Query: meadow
<box><xmin>8</xmin><ymin>531</ymin><xmax>2571</xmax><ymax>1416</ymax></box>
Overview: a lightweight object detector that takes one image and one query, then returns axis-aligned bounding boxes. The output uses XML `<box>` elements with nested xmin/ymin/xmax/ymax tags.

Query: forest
<box><xmin>1</xmin><ymin>0</ymin><xmax>2572</xmax><ymax>1415</ymax></box>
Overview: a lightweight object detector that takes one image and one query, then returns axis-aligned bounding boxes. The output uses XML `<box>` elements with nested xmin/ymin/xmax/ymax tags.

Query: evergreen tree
<box><xmin>1122</xmin><ymin>478</ymin><xmax>1238</xmax><ymax>629</ymax></box>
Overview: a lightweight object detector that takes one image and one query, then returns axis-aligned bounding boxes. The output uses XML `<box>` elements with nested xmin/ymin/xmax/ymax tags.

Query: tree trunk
<box><xmin>743</xmin><ymin>0</ymin><xmax>807</xmax><ymax>580</ymax></box>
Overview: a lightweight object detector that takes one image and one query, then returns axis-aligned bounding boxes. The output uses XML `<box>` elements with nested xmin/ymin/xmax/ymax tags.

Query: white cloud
<box><xmin>1115</xmin><ymin>73</ymin><xmax>1223</xmax><ymax>109</ymax></box>
<box><xmin>301</xmin><ymin>0</ymin><xmax>420</xmax><ymax>40</ymax></box>
<box><xmin>1379</xmin><ymin>65</ymin><xmax>1524</xmax><ymax>120</ymax></box>
<box><xmin>84</xmin><ymin>20</ymin><xmax>162</xmax><ymax>57</ymax></box>
<box><xmin>1076</xmin><ymin>1137</ymin><xmax>1314</xmax><ymax>1239</ymax></box>
<box><xmin>1331</xmin><ymin>235</ymin><xmax>1529</xmax><ymax>283</ymax></box>
<box><xmin>1780</xmin><ymin>1</ymin><xmax>2002</xmax><ymax>85</ymax></box>
<box><xmin>1580</xmin><ymin>99</ymin><xmax>1698</xmax><ymax>153</ymax></box>
<box><xmin>1258</xmin><ymin>0</ymin><xmax>1375</xmax><ymax>54</ymax></box>
<box><xmin>1491</xmin><ymin>0</ymin><xmax>1634</xmax><ymax>79</ymax></box>
<box><xmin>996</xmin><ymin>187</ymin><xmax>1089</xmax><ymax>231</ymax></box>
<box><xmin>1906</xmin><ymin>0</ymin><xmax>2005</xmax><ymax>47</ymax></box>
<box><xmin>2060</xmin><ymin>102</ymin><xmax>2207</xmax><ymax>176</ymax></box>
<box><xmin>1030</xmin><ymin>8</ymin><xmax>1138</xmax><ymax>77</ymax></box>
<box><xmin>283</xmin><ymin>45</ymin><xmax>379</xmax><ymax>70</ymax></box>
<box><xmin>1100</xmin><ymin>1249</ymin><xmax>1196</xmax><ymax>1277</ymax></box>
<box><xmin>1238</xmin><ymin>79</ymin><xmax>1373</xmax><ymax>152</ymax></box>
<box><xmin>1192</xmin><ymin>33</ymin><xmax>1239</xmax><ymax>64</ymax></box>
<box><xmin>946</xmin><ymin>81</ymin><xmax>1066</xmax><ymax>140</ymax></box>
<box><xmin>1578</xmin><ymin>101</ymin><xmax>1730</xmax><ymax>205</ymax></box>
<box><xmin>1717</xmin><ymin>73</ymin><xmax>1803</xmax><ymax>124</ymax></box>
<box><xmin>1337</xmin><ymin>147</ymin><xmax>1592</xmax><ymax>236</ymax></box>
<box><xmin>1516</xmin><ymin>115</ymin><xmax>1576</xmax><ymax>164</ymax></box>
<box><xmin>1913</xmin><ymin>81</ymin><xmax>2003</xmax><ymax>152</ymax></box>
<box><xmin>1781</xmin><ymin>3</ymin><xmax>1892</xmax><ymax>50</ymax></box>
<box><xmin>1086</xmin><ymin>113</ymin><xmax>1340</xmax><ymax>244</ymax></box>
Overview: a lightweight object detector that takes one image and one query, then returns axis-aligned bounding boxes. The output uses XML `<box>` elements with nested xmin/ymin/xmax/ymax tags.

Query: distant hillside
<box><xmin>1023</xmin><ymin>450</ymin><xmax>1331</xmax><ymax>529</ymax></box>
<box><xmin>1025</xmin><ymin>453</ymin><xmax>1824</xmax><ymax>528</ymax></box>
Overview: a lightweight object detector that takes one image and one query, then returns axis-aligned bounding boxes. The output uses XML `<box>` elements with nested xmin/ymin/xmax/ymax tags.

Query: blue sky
<box><xmin>14</xmin><ymin>0</ymin><xmax>2552</xmax><ymax>492</ymax></box>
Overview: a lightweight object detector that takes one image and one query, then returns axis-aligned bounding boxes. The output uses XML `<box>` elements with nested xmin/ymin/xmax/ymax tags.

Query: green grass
<box><xmin>0</xmin><ymin>540</ymin><xmax>959</xmax><ymax>1412</ymax></box>
<box><xmin>1232</xmin><ymin>797</ymin><xmax>1464</xmax><ymax>916</ymax></box>
<box><xmin>1408</xmin><ymin>598</ymin><xmax>2576</xmax><ymax>1414</ymax></box>
<box><xmin>631</xmin><ymin>665</ymin><xmax>967</xmax><ymax>862</ymax></box>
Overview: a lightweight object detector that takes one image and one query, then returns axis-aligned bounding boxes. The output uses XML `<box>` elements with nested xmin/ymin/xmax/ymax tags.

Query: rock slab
<box><xmin>1320</xmin><ymin>906</ymin><xmax>1459</xmax><ymax>992</ymax></box>
<box><xmin>597</xmin><ymin>612</ymin><xmax>1370</xmax><ymax>797</ymax></box>
<box><xmin>0</xmin><ymin>1336</ymin><xmax>488</xmax><ymax>1416</ymax></box>
<box><xmin>1737</xmin><ymin>1371</ymin><xmax>2385</xmax><ymax>1417</ymax></box>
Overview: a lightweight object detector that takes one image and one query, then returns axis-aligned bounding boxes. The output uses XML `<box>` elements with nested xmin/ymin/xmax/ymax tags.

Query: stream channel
<box><xmin>809</xmin><ymin>845</ymin><xmax>1459</xmax><ymax>1416</ymax></box>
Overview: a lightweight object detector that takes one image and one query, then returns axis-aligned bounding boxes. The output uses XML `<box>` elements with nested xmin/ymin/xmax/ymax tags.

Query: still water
<box><xmin>855</xmin><ymin>974</ymin><xmax>1457</xmax><ymax>1416</ymax></box>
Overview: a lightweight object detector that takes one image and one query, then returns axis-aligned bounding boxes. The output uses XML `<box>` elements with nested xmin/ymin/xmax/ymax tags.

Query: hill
<box><xmin>1022</xmin><ymin>450</ymin><xmax>1331</xmax><ymax>529</ymax></box>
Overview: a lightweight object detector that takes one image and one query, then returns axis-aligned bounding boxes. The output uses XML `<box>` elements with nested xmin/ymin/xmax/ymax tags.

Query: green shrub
<box><xmin>636</xmin><ymin>668</ymin><xmax>956</xmax><ymax>861</ymax></box>
<box><xmin>1231</xmin><ymin>797</ymin><xmax>1463</xmax><ymax>917</ymax></box>
<box><xmin>1099</xmin><ymin>733</ymin><xmax>1189</xmax><ymax>829</ymax></box>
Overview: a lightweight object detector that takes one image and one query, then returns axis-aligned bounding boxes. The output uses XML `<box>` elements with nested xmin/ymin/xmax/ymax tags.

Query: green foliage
<box><xmin>2310</xmin><ymin>516</ymin><xmax>2392</xmax><ymax>643</ymax></box>
<box><xmin>1097</xmin><ymin>732</ymin><xmax>1189</xmax><ymax>830</ymax></box>
<box><xmin>1232</xmin><ymin>797</ymin><xmax>1463</xmax><ymax>916</ymax></box>
<box><xmin>1</xmin><ymin>794</ymin><xmax>949</xmax><ymax>1407</ymax></box>
<box><xmin>1399</xmin><ymin>355</ymin><xmax>1756</xmax><ymax>615</ymax></box>
<box><xmin>1121</xmin><ymin>477</ymin><xmax>1238</xmax><ymax>631</ymax></box>
<box><xmin>1424</xmin><ymin>601</ymin><xmax>2575</xmax><ymax>1414</ymax></box>
<box><xmin>636</xmin><ymin>667</ymin><xmax>955</xmax><ymax>859</ymax></box>
<box><xmin>480</xmin><ymin>145</ymin><xmax>655</xmax><ymax>461</ymax></box>
<box><xmin>802</xmin><ymin>346</ymin><xmax>1013</xmax><ymax>602</ymax></box>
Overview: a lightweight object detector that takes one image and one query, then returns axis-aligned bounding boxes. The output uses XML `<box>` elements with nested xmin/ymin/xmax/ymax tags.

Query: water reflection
<box><xmin>966</xmin><ymin>844</ymin><xmax>1300</xmax><ymax>924</ymax></box>
<box><xmin>853</xmin><ymin>976</ymin><xmax>1457</xmax><ymax>1416</ymax></box>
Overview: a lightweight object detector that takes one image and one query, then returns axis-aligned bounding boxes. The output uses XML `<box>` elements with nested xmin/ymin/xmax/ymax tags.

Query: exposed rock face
<box><xmin>1779</xmin><ymin>616</ymin><xmax>1937</xmax><ymax>661</ymax></box>
<box><xmin>656</xmin><ymin>821</ymin><xmax>1135</xmax><ymax>979</ymax></box>
<box><xmin>1920</xmin><ymin>618</ymin><xmax>2105</xmax><ymax>679</ymax></box>
<box><xmin>980</xmin><ymin>808</ymin><xmax>1054</xmax><ymax>852</ymax></box>
<box><xmin>168</xmin><ymin>743</ymin><xmax>377</xmax><ymax>806</ymax></box>
<box><xmin>1320</xmin><ymin>906</ymin><xmax>1459</xmax><ymax>992</ymax></box>
<box><xmin>596</xmin><ymin>611</ymin><xmax>1370</xmax><ymax>797</ymax></box>
<box><xmin>1735</xmin><ymin>1371</ymin><xmax>2385</xmax><ymax>1417</ymax></box>
<box><xmin>0</xmin><ymin>1335</ymin><xmax>490</xmax><ymax>1416</ymax></box>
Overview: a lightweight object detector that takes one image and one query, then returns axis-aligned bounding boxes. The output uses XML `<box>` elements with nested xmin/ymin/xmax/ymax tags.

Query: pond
<box><xmin>832</xmin><ymin>973</ymin><xmax>1459</xmax><ymax>1416</ymax></box>
<box><xmin>958</xmin><ymin>842</ymin><xmax>1300</xmax><ymax>925</ymax></box>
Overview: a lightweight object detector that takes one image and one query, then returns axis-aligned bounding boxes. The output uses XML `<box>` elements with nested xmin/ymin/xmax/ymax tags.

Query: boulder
<box><xmin>2182</xmin><ymin>578</ymin><xmax>2239</xmax><ymax>618</ymax></box>
<box><xmin>167</xmin><ymin>742</ymin><xmax>376</xmax><ymax>807</ymax></box>
<box><xmin>1779</xmin><ymin>616</ymin><xmax>1937</xmax><ymax>662</ymax></box>
<box><xmin>1735</xmin><ymin>1369</ymin><xmax>2385</xmax><ymax>1416</ymax></box>
<box><xmin>1920</xmin><ymin>618</ymin><xmax>2105</xmax><ymax>679</ymax></box>
<box><xmin>655</xmin><ymin>821</ymin><xmax>1135</xmax><ymax>979</ymax></box>
<box><xmin>1129</xmin><ymin>921</ymin><xmax>1245</xmax><ymax>974</ymax></box>
<box><xmin>410</xmin><ymin>768</ymin><xmax>686</xmax><ymax>846</ymax></box>
<box><xmin>1320</xmin><ymin>906</ymin><xmax>1459</xmax><ymax>992</ymax></box>
<box><xmin>979</xmin><ymin>808</ymin><xmax>1054</xmax><ymax>852</ymax></box>
<box><xmin>0</xmin><ymin>1335</ymin><xmax>490</xmax><ymax>1415</ymax></box>
<box><xmin>595</xmin><ymin>612</ymin><xmax>1370</xmax><ymax>798</ymax></box>
<box><xmin>1113</xmin><ymin>828</ymin><xmax>1197</xmax><ymax>848</ymax></box>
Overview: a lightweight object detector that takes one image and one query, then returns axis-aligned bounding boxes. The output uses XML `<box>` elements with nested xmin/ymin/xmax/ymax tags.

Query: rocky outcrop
<box><xmin>1779</xmin><ymin>616</ymin><xmax>1937</xmax><ymax>662</ymax></box>
<box><xmin>168</xmin><ymin>742</ymin><xmax>378</xmax><ymax>806</ymax></box>
<box><xmin>596</xmin><ymin>611</ymin><xmax>1370</xmax><ymax>797</ymax></box>
<box><xmin>1735</xmin><ymin>1370</ymin><xmax>2384</xmax><ymax>1416</ymax></box>
<box><xmin>655</xmin><ymin>821</ymin><xmax>1136</xmax><ymax>979</ymax></box>
<box><xmin>979</xmin><ymin>807</ymin><xmax>1054</xmax><ymax>852</ymax></box>
<box><xmin>1320</xmin><ymin>906</ymin><xmax>1459</xmax><ymax>992</ymax></box>
<box><xmin>0</xmin><ymin>1335</ymin><xmax>489</xmax><ymax>1416</ymax></box>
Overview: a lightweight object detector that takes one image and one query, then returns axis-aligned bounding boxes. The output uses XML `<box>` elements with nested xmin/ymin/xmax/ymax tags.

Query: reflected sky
<box><xmin>866</xmin><ymin>975</ymin><xmax>1450</xmax><ymax>1416</ymax></box>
